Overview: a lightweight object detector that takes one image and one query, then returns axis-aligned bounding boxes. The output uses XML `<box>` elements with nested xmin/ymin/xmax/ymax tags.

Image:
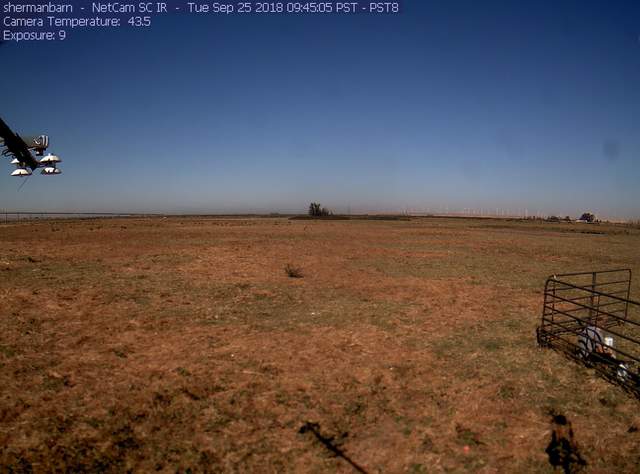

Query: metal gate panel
<box><xmin>537</xmin><ymin>270</ymin><xmax>640</xmax><ymax>396</ymax></box>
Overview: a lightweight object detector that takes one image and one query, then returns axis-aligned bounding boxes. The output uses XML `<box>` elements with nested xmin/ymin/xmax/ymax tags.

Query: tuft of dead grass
<box><xmin>284</xmin><ymin>263</ymin><xmax>304</xmax><ymax>278</ymax></box>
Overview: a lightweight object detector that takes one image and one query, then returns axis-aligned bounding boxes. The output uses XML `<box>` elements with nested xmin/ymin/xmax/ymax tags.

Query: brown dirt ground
<box><xmin>1</xmin><ymin>217</ymin><xmax>639</xmax><ymax>473</ymax></box>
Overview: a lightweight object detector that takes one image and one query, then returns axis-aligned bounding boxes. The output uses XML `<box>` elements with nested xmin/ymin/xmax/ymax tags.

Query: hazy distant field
<box><xmin>1</xmin><ymin>217</ymin><xmax>639</xmax><ymax>472</ymax></box>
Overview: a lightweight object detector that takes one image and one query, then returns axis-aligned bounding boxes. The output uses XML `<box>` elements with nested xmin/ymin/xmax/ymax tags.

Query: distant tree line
<box><xmin>308</xmin><ymin>202</ymin><xmax>332</xmax><ymax>217</ymax></box>
<box><xmin>544</xmin><ymin>212</ymin><xmax>597</xmax><ymax>223</ymax></box>
<box><xmin>579</xmin><ymin>212</ymin><xmax>596</xmax><ymax>223</ymax></box>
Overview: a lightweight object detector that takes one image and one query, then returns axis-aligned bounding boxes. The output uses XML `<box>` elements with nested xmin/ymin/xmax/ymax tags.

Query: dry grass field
<box><xmin>1</xmin><ymin>216</ymin><xmax>639</xmax><ymax>472</ymax></box>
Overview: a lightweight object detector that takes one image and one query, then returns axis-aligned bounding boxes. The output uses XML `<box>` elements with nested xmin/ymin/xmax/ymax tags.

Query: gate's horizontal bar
<box><xmin>542</xmin><ymin>307</ymin><xmax>640</xmax><ymax>343</ymax></box>
<box><xmin>546</xmin><ymin>282</ymin><xmax>640</xmax><ymax>307</ymax></box>
<box><xmin>543</xmin><ymin>297</ymin><xmax>637</xmax><ymax>327</ymax></box>
<box><xmin>544</xmin><ymin>304</ymin><xmax>628</xmax><ymax>317</ymax></box>
<box><xmin>544</xmin><ymin>292</ymin><xmax>629</xmax><ymax>305</ymax></box>
<box><xmin>554</xmin><ymin>278</ymin><xmax>631</xmax><ymax>288</ymax></box>
<box><xmin>543</xmin><ymin>308</ymin><xmax>639</xmax><ymax>338</ymax></box>
<box><xmin>546</xmin><ymin>286</ymin><xmax>629</xmax><ymax>296</ymax></box>
<box><xmin>540</xmin><ymin>322</ymin><xmax>640</xmax><ymax>364</ymax></box>
<box><xmin>550</xmin><ymin>269</ymin><xmax>631</xmax><ymax>278</ymax></box>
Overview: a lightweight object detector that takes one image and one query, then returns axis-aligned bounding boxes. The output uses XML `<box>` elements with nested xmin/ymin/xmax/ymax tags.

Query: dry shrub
<box><xmin>284</xmin><ymin>264</ymin><xmax>303</xmax><ymax>278</ymax></box>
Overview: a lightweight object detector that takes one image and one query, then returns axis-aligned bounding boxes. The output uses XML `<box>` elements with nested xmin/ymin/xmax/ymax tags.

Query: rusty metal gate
<box><xmin>536</xmin><ymin>269</ymin><xmax>640</xmax><ymax>396</ymax></box>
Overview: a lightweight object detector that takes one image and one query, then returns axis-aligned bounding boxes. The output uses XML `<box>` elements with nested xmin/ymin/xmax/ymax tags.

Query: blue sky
<box><xmin>1</xmin><ymin>1</ymin><xmax>639</xmax><ymax>218</ymax></box>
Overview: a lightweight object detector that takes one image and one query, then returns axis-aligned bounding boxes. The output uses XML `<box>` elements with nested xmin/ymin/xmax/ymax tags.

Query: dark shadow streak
<box><xmin>299</xmin><ymin>422</ymin><xmax>368</xmax><ymax>474</ymax></box>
